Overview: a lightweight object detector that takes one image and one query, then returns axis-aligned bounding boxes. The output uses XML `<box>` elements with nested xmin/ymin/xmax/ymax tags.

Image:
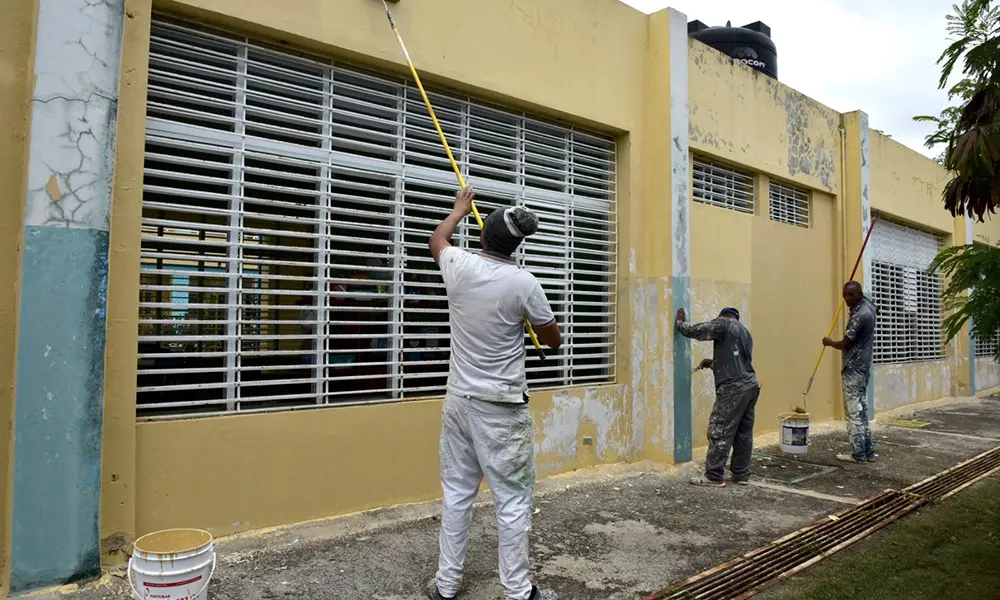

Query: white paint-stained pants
<box><xmin>435</xmin><ymin>393</ymin><xmax>536</xmax><ymax>600</ymax></box>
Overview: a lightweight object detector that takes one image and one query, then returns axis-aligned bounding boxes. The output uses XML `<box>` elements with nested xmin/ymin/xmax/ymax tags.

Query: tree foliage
<box><xmin>915</xmin><ymin>0</ymin><xmax>1000</xmax><ymax>221</ymax></box>
<box><xmin>930</xmin><ymin>243</ymin><xmax>1000</xmax><ymax>359</ymax></box>
<box><xmin>920</xmin><ymin>1</ymin><xmax>1000</xmax><ymax>359</ymax></box>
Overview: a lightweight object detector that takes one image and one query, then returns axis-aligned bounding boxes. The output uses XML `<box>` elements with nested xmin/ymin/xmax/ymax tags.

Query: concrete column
<box><xmin>841</xmin><ymin>111</ymin><xmax>874</xmax><ymax>419</ymax></box>
<box><xmin>954</xmin><ymin>213</ymin><xmax>976</xmax><ymax>397</ymax></box>
<box><xmin>666</xmin><ymin>9</ymin><xmax>693</xmax><ymax>463</ymax></box>
<box><xmin>0</xmin><ymin>0</ymin><xmax>39</xmax><ymax>594</ymax></box>
<box><xmin>10</xmin><ymin>0</ymin><xmax>125</xmax><ymax>592</ymax></box>
<box><xmin>627</xmin><ymin>8</ymin><xmax>689</xmax><ymax>465</ymax></box>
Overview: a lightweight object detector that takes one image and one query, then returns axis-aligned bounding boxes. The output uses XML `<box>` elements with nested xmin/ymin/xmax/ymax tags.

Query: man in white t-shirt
<box><xmin>426</xmin><ymin>188</ymin><xmax>561</xmax><ymax>600</ymax></box>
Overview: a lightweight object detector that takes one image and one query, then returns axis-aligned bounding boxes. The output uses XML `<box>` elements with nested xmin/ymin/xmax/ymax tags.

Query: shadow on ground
<box><xmin>36</xmin><ymin>397</ymin><xmax>1000</xmax><ymax>600</ymax></box>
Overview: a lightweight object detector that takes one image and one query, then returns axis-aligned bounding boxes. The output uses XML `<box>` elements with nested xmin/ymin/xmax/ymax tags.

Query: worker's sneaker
<box><xmin>425</xmin><ymin>579</ymin><xmax>456</xmax><ymax>600</ymax></box>
<box><xmin>528</xmin><ymin>585</ymin><xmax>558</xmax><ymax>600</ymax></box>
<box><xmin>732</xmin><ymin>476</ymin><xmax>751</xmax><ymax>486</ymax></box>
<box><xmin>689</xmin><ymin>476</ymin><xmax>725</xmax><ymax>487</ymax></box>
<box><xmin>836</xmin><ymin>453</ymin><xmax>868</xmax><ymax>463</ymax></box>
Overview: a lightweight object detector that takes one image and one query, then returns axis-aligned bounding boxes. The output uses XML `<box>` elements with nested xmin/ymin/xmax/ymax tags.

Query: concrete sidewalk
<box><xmin>30</xmin><ymin>396</ymin><xmax>1000</xmax><ymax>600</ymax></box>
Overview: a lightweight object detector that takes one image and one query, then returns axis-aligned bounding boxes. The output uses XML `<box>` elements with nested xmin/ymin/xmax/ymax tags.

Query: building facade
<box><xmin>2</xmin><ymin>0</ymin><xmax>999</xmax><ymax>594</ymax></box>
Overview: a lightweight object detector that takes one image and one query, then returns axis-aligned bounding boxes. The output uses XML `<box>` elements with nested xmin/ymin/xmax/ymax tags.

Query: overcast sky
<box><xmin>619</xmin><ymin>0</ymin><xmax>954</xmax><ymax>158</ymax></box>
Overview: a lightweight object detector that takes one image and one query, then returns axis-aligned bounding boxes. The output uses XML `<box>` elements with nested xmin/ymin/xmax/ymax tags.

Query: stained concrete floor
<box><xmin>31</xmin><ymin>396</ymin><xmax>1000</xmax><ymax>600</ymax></box>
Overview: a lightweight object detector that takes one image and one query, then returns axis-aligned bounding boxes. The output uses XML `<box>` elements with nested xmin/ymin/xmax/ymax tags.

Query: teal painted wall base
<box><xmin>672</xmin><ymin>276</ymin><xmax>692</xmax><ymax>463</ymax></box>
<box><xmin>10</xmin><ymin>227</ymin><xmax>109</xmax><ymax>592</ymax></box>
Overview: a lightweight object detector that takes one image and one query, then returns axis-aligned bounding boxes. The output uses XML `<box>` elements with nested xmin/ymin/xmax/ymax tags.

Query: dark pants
<box><xmin>705</xmin><ymin>381</ymin><xmax>761</xmax><ymax>483</ymax></box>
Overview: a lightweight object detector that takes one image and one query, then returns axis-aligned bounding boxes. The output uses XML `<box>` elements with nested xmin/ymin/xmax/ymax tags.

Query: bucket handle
<box><xmin>128</xmin><ymin>553</ymin><xmax>217</xmax><ymax>600</ymax></box>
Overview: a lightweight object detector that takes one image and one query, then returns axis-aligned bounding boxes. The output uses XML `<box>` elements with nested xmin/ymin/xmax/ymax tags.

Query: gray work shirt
<box><xmin>677</xmin><ymin>317</ymin><xmax>758</xmax><ymax>390</ymax></box>
<box><xmin>842</xmin><ymin>298</ymin><xmax>877</xmax><ymax>377</ymax></box>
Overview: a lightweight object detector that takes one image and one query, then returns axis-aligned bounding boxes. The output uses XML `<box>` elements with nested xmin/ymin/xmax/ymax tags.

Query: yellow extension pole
<box><xmin>802</xmin><ymin>213</ymin><xmax>879</xmax><ymax>407</ymax></box>
<box><xmin>803</xmin><ymin>298</ymin><xmax>847</xmax><ymax>401</ymax></box>
<box><xmin>378</xmin><ymin>1</ymin><xmax>546</xmax><ymax>359</ymax></box>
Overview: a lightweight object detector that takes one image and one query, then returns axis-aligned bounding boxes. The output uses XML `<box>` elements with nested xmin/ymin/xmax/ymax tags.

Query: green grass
<box><xmin>762</xmin><ymin>475</ymin><xmax>1000</xmax><ymax>600</ymax></box>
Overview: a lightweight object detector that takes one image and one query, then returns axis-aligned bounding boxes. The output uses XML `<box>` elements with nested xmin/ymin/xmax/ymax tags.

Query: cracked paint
<box><xmin>25</xmin><ymin>0</ymin><xmax>124</xmax><ymax>230</ymax></box>
<box><xmin>10</xmin><ymin>0</ymin><xmax>124</xmax><ymax>593</ymax></box>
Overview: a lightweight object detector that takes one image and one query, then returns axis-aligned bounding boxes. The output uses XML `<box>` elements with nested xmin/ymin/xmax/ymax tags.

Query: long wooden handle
<box><xmin>380</xmin><ymin>1</ymin><xmax>546</xmax><ymax>360</ymax></box>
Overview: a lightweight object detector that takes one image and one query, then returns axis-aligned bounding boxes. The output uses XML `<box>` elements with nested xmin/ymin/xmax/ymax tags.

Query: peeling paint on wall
<box><xmin>10</xmin><ymin>0</ymin><xmax>125</xmax><ymax>592</ymax></box>
<box><xmin>629</xmin><ymin>279</ymin><xmax>647</xmax><ymax>455</ymax></box>
<box><xmin>537</xmin><ymin>387</ymin><xmax>628</xmax><ymax>473</ymax></box>
<box><xmin>687</xmin><ymin>39</ymin><xmax>840</xmax><ymax>195</ymax></box>
<box><xmin>976</xmin><ymin>358</ymin><xmax>1000</xmax><ymax>392</ymax></box>
<box><xmin>24</xmin><ymin>0</ymin><xmax>123</xmax><ymax>230</ymax></box>
<box><xmin>874</xmin><ymin>361</ymin><xmax>953</xmax><ymax>412</ymax></box>
<box><xmin>765</xmin><ymin>79</ymin><xmax>837</xmax><ymax>192</ymax></box>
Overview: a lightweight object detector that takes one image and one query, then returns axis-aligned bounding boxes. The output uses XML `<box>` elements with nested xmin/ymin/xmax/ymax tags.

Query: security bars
<box><xmin>768</xmin><ymin>180</ymin><xmax>810</xmax><ymax>228</ymax></box>
<box><xmin>137</xmin><ymin>18</ymin><xmax>618</xmax><ymax>418</ymax></box>
<box><xmin>870</xmin><ymin>220</ymin><xmax>945</xmax><ymax>364</ymax></box>
<box><xmin>693</xmin><ymin>156</ymin><xmax>755</xmax><ymax>214</ymax></box>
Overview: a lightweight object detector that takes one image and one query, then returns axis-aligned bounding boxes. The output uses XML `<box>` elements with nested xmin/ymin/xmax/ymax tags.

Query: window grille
<box><xmin>692</xmin><ymin>157</ymin><xmax>755</xmax><ymax>214</ymax></box>
<box><xmin>870</xmin><ymin>220</ymin><xmax>944</xmax><ymax>364</ymax></box>
<box><xmin>137</xmin><ymin>18</ymin><xmax>617</xmax><ymax>418</ymax></box>
<box><xmin>975</xmin><ymin>332</ymin><xmax>998</xmax><ymax>358</ymax></box>
<box><xmin>768</xmin><ymin>181</ymin><xmax>809</xmax><ymax>227</ymax></box>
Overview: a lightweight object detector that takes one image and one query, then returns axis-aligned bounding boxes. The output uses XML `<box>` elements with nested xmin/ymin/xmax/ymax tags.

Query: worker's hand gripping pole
<box><xmin>378</xmin><ymin>0</ymin><xmax>546</xmax><ymax>360</ymax></box>
<box><xmin>802</xmin><ymin>212</ymin><xmax>880</xmax><ymax>407</ymax></box>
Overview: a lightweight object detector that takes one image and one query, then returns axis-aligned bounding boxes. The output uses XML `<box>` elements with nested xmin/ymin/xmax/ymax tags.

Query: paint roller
<box><xmin>376</xmin><ymin>0</ymin><xmax>547</xmax><ymax>359</ymax></box>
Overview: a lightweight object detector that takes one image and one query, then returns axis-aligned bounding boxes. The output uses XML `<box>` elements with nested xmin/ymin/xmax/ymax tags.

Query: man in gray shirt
<box><xmin>823</xmin><ymin>280</ymin><xmax>877</xmax><ymax>463</ymax></box>
<box><xmin>676</xmin><ymin>307</ymin><xmax>761</xmax><ymax>487</ymax></box>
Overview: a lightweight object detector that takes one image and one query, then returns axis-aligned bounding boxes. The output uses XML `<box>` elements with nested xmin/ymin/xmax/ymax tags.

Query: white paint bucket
<box><xmin>128</xmin><ymin>528</ymin><xmax>216</xmax><ymax>600</ymax></box>
<box><xmin>779</xmin><ymin>413</ymin><xmax>810</xmax><ymax>454</ymax></box>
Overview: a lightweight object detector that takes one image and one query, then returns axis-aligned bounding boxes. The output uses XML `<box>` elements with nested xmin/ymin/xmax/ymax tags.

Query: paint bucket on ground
<box><xmin>779</xmin><ymin>412</ymin><xmax>810</xmax><ymax>454</ymax></box>
<box><xmin>129</xmin><ymin>528</ymin><xmax>216</xmax><ymax>600</ymax></box>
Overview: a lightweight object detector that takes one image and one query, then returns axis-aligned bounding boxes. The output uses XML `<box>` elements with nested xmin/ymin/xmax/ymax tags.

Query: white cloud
<box><xmin>618</xmin><ymin>0</ymin><xmax>952</xmax><ymax>157</ymax></box>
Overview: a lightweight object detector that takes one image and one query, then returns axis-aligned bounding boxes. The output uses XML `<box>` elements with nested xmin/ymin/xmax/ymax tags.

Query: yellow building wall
<box><xmin>0</xmin><ymin>0</ymin><xmax>37</xmax><ymax>593</ymax></box>
<box><xmin>973</xmin><ymin>213</ymin><xmax>1000</xmax><ymax>247</ymax></box>
<box><xmin>687</xmin><ymin>41</ymin><xmax>842</xmax><ymax>445</ymax></box>
<box><xmin>870</xmin><ymin>132</ymin><xmax>953</xmax><ymax>236</ymax></box>
<box><xmin>688</xmin><ymin>39</ymin><xmax>841</xmax><ymax>196</ymax></box>
<box><xmin>868</xmin><ymin>131</ymin><xmax>967</xmax><ymax>408</ymax></box>
<box><xmin>106</xmin><ymin>0</ymin><xmax>655</xmax><ymax>540</ymax></box>
<box><xmin>136</xmin><ymin>385</ymin><xmax>628</xmax><ymax>536</ymax></box>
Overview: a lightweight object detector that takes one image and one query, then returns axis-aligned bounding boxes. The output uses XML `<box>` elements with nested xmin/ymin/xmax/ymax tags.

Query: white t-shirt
<box><xmin>438</xmin><ymin>246</ymin><xmax>555</xmax><ymax>403</ymax></box>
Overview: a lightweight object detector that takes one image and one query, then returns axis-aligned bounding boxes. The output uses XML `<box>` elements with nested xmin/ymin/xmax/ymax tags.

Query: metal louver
<box><xmin>137</xmin><ymin>18</ymin><xmax>618</xmax><ymax>418</ymax></box>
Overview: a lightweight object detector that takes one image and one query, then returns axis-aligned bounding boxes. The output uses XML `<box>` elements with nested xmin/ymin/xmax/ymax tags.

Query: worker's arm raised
<box><xmin>675</xmin><ymin>309</ymin><xmax>726</xmax><ymax>341</ymax></box>
<box><xmin>430</xmin><ymin>188</ymin><xmax>475</xmax><ymax>264</ymax></box>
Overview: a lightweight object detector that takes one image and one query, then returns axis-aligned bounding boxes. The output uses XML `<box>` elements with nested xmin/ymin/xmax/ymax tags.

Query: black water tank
<box><xmin>688</xmin><ymin>20</ymin><xmax>778</xmax><ymax>79</ymax></box>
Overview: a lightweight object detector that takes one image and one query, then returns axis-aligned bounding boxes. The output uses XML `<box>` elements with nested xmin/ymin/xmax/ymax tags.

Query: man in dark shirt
<box><xmin>676</xmin><ymin>307</ymin><xmax>761</xmax><ymax>487</ymax></box>
<box><xmin>823</xmin><ymin>280</ymin><xmax>877</xmax><ymax>463</ymax></box>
